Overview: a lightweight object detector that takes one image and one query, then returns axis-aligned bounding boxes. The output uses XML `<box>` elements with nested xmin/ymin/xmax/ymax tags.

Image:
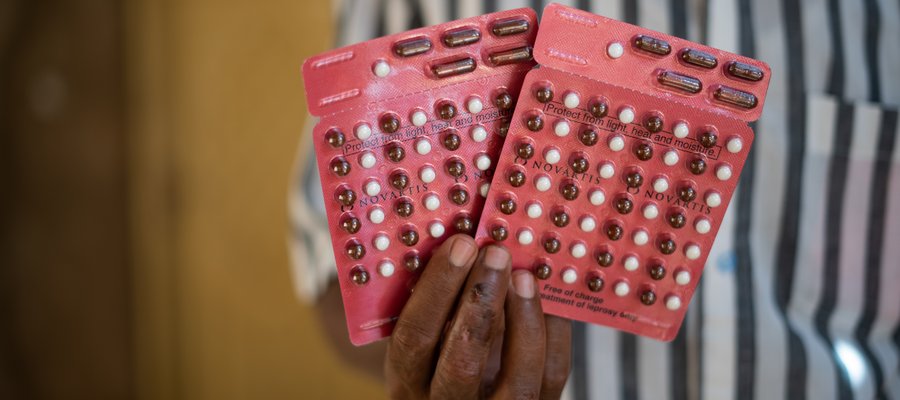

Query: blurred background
<box><xmin>0</xmin><ymin>0</ymin><xmax>386</xmax><ymax>398</ymax></box>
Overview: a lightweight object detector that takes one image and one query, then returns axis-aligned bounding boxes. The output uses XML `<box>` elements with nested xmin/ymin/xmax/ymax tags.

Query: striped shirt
<box><xmin>289</xmin><ymin>1</ymin><xmax>900</xmax><ymax>399</ymax></box>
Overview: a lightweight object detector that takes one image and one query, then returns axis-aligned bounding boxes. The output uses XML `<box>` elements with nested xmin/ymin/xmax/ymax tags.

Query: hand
<box><xmin>385</xmin><ymin>234</ymin><xmax>572</xmax><ymax>399</ymax></box>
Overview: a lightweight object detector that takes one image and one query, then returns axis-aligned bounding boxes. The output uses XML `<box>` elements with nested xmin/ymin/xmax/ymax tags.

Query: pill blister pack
<box><xmin>474</xmin><ymin>4</ymin><xmax>771</xmax><ymax>341</ymax></box>
<box><xmin>303</xmin><ymin>8</ymin><xmax>537</xmax><ymax>346</ymax></box>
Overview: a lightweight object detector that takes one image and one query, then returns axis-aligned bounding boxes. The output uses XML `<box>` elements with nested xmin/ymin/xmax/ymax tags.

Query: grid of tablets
<box><xmin>302</xmin><ymin>8</ymin><xmax>538</xmax><ymax>346</ymax></box>
<box><xmin>474</xmin><ymin>4</ymin><xmax>770</xmax><ymax>341</ymax></box>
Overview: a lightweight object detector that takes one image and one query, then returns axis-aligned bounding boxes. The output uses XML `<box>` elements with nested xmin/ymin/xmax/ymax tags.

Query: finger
<box><xmin>431</xmin><ymin>245</ymin><xmax>511</xmax><ymax>400</ymax></box>
<box><xmin>491</xmin><ymin>269</ymin><xmax>546</xmax><ymax>400</ymax></box>
<box><xmin>540</xmin><ymin>315</ymin><xmax>572</xmax><ymax>400</ymax></box>
<box><xmin>385</xmin><ymin>234</ymin><xmax>478</xmax><ymax>398</ymax></box>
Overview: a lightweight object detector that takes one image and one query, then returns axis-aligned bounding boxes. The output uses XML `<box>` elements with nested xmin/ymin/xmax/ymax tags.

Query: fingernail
<box><xmin>483</xmin><ymin>246</ymin><xmax>510</xmax><ymax>271</ymax></box>
<box><xmin>449</xmin><ymin>238</ymin><xmax>476</xmax><ymax>267</ymax></box>
<box><xmin>512</xmin><ymin>270</ymin><xmax>535</xmax><ymax>299</ymax></box>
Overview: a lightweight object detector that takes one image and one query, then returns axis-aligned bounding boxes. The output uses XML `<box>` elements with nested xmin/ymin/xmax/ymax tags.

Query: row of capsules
<box><xmin>474</xmin><ymin>4</ymin><xmax>769</xmax><ymax>340</ymax></box>
<box><xmin>302</xmin><ymin>8</ymin><xmax>539</xmax><ymax>344</ymax></box>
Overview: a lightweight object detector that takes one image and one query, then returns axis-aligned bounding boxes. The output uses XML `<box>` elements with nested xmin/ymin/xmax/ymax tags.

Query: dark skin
<box><xmin>317</xmin><ymin>234</ymin><xmax>572</xmax><ymax>399</ymax></box>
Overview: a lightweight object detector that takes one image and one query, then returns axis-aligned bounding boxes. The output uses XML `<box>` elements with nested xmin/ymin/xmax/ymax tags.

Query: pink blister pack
<box><xmin>302</xmin><ymin>8</ymin><xmax>538</xmax><ymax>346</ymax></box>
<box><xmin>475</xmin><ymin>4</ymin><xmax>771</xmax><ymax>341</ymax></box>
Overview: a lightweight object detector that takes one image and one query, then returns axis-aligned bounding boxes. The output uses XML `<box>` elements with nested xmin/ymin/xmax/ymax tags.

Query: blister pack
<box><xmin>474</xmin><ymin>4</ymin><xmax>771</xmax><ymax>341</ymax></box>
<box><xmin>303</xmin><ymin>8</ymin><xmax>538</xmax><ymax>346</ymax></box>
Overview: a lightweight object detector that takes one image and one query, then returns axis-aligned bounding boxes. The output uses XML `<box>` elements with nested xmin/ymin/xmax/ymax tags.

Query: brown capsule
<box><xmin>443</xmin><ymin>132</ymin><xmax>461</xmax><ymax>151</ymax></box>
<box><xmin>508</xmin><ymin>170</ymin><xmax>526</xmax><ymax>187</ymax></box>
<box><xmin>579</xmin><ymin>128</ymin><xmax>599</xmax><ymax>146</ymax></box>
<box><xmin>590</xmin><ymin>100</ymin><xmax>609</xmax><ymax>118</ymax></box>
<box><xmin>680</xmin><ymin>48</ymin><xmax>718</xmax><ymax>69</ymax></box>
<box><xmin>644</xmin><ymin>115</ymin><xmax>663</xmax><ymax>133</ymax></box>
<box><xmin>350</xmin><ymin>266</ymin><xmax>369</xmax><ymax>285</ymax></box>
<box><xmin>432</xmin><ymin>57</ymin><xmax>477</xmax><ymax>78</ymax></box>
<box><xmin>668</xmin><ymin>212</ymin><xmax>686</xmax><ymax>228</ymax></box>
<box><xmin>325</xmin><ymin>128</ymin><xmax>345</xmax><ymax>147</ymax></box>
<box><xmin>395</xmin><ymin>200</ymin><xmax>414</xmax><ymax>217</ymax></box>
<box><xmin>606</xmin><ymin>224</ymin><xmax>623</xmax><ymax>241</ymax></box>
<box><xmin>615</xmin><ymin>197</ymin><xmax>634</xmax><ymax>214</ymax></box>
<box><xmin>689</xmin><ymin>157</ymin><xmax>707</xmax><ymax>175</ymax></box>
<box><xmin>679</xmin><ymin>186</ymin><xmax>697</xmax><ymax>202</ymax></box>
<box><xmin>659</xmin><ymin>238</ymin><xmax>677</xmax><ymax>255</ymax></box>
<box><xmin>657</xmin><ymin>70</ymin><xmax>703</xmax><ymax>94</ymax></box>
<box><xmin>535</xmin><ymin>263</ymin><xmax>552</xmax><ymax>280</ymax></box>
<box><xmin>404</xmin><ymin>253</ymin><xmax>421</xmax><ymax>272</ymax></box>
<box><xmin>499</xmin><ymin>198</ymin><xmax>517</xmax><ymax>214</ymax></box>
<box><xmin>570</xmin><ymin>156</ymin><xmax>589</xmax><ymax>173</ymax></box>
<box><xmin>340</xmin><ymin>216</ymin><xmax>361</xmax><ymax>233</ymax></box>
<box><xmin>543</xmin><ymin>237</ymin><xmax>561</xmax><ymax>254</ymax></box>
<box><xmin>633</xmin><ymin>35</ymin><xmax>672</xmax><ymax>55</ymax></box>
<box><xmin>640</xmin><ymin>289</ymin><xmax>657</xmax><ymax>305</ymax></box>
<box><xmin>497</xmin><ymin>119</ymin><xmax>510</xmax><ymax>136</ymax></box>
<box><xmin>386</xmin><ymin>143</ymin><xmax>406</xmax><ymax>162</ymax></box>
<box><xmin>714</xmin><ymin>85</ymin><xmax>758</xmax><ymax>109</ymax></box>
<box><xmin>380</xmin><ymin>113</ymin><xmax>400</xmax><ymax>133</ymax></box>
<box><xmin>437</xmin><ymin>102</ymin><xmax>457</xmax><ymax>120</ymax></box>
<box><xmin>560</xmin><ymin>182</ymin><xmax>580</xmax><ymax>201</ymax></box>
<box><xmin>446</xmin><ymin>159</ymin><xmax>465</xmax><ymax>178</ymax></box>
<box><xmin>393</xmin><ymin>37</ymin><xmax>432</xmax><ymax>57</ymax></box>
<box><xmin>491</xmin><ymin>18</ymin><xmax>530</xmax><ymax>36</ymax></box>
<box><xmin>489</xmin><ymin>46</ymin><xmax>533</xmax><ymax>66</ymax></box>
<box><xmin>526</xmin><ymin>114</ymin><xmax>544</xmax><ymax>131</ymax></box>
<box><xmin>625</xmin><ymin>171</ymin><xmax>643</xmax><ymax>188</ymax></box>
<box><xmin>454</xmin><ymin>215</ymin><xmax>474</xmax><ymax>234</ymax></box>
<box><xmin>596</xmin><ymin>251</ymin><xmax>614</xmax><ymax>267</ymax></box>
<box><xmin>699</xmin><ymin>131</ymin><xmax>718</xmax><ymax>148</ymax></box>
<box><xmin>400</xmin><ymin>229</ymin><xmax>419</xmax><ymax>246</ymax></box>
<box><xmin>450</xmin><ymin>187</ymin><xmax>469</xmax><ymax>205</ymax></box>
<box><xmin>634</xmin><ymin>142</ymin><xmax>654</xmax><ymax>161</ymax></box>
<box><xmin>649</xmin><ymin>264</ymin><xmax>666</xmax><ymax>280</ymax></box>
<box><xmin>587</xmin><ymin>276</ymin><xmax>605</xmax><ymax>292</ymax></box>
<box><xmin>727</xmin><ymin>61</ymin><xmax>764</xmax><ymax>81</ymax></box>
<box><xmin>495</xmin><ymin>92</ymin><xmax>513</xmax><ymax>110</ymax></box>
<box><xmin>346</xmin><ymin>242</ymin><xmax>366</xmax><ymax>260</ymax></box>
<box><xmin>516</xmin><ymin>142</ymin><xmax>535</xmax><ymax>159</ymax></box>
<box><xmin>330</xmin><ymin>157</ymin><xmax>351</xmax><ymax>176</ymax></box>
<box><xmin>535</xmin><ymin>87</ymin><xmax>553</xmax><ymax>103</ymax></box>
<box><xmin>551</xmin><ymin>209</ymin><xmax>570</xmax><ymax>227</ymax></box>
<box><xmin>336</xmin><ymin>189</ymin><xmax>356</xmax><ymax>206</ymax></box>
<box><xmin>390</xmin><ymin>172</ymin><xmax>409</xmax><ymax>190</ymax></box>
<box><xmin>442</xmin><ymin>27</ymin><xmax>481</xmax><ymax>47</ymax></box>
<box><xmin>490</xmin><ymin>225</ymin><xmax>509</xmax><ymax>241</ymax></box>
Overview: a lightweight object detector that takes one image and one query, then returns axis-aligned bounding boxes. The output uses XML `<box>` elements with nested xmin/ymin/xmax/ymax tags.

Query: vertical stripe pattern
<box><xmin>812</xmin><ymin>103</ymin><xmax>855</xmax><ymax>399</ymax></box>
<box><xmin>825</xmin><ymin>0</ymin><xmax>845</xmax><ymax>97</ymax></box>
<box><xmin>620</xmin><ymin>334</ymin><xmax>638</xmax><ymax>400</ymax></box>
<box><xmin>776</xmin><ymin>0</ymin><xmax>809</xmax><ymax>398</ymax></box>
<box><xmin>855</xmin><ymin>110</ymin><xmax>898</xmax><ymax>400</ymax></box>
<box><xmin>862</xmin><ymin>0</ymin><xmax>881</xmax><ymax>102</ymax></box>
<box><xmin>571</xmin><ymin>322</ymin><xmax>589</xmax><ymax>400</ymax></box>
<box><xmin>733</xmin><ymin>0</ymin><xmax>756</xmax><ymax>396</ymax></box>
<box><xmin>289</xmin><ymin>2</ymin><xmax>900</xmax><ymax>400</ymax></box>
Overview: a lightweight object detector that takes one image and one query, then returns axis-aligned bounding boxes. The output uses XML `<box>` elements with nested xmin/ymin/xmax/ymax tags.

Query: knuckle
<box><xmin>436</xmin><ymin>354</ymin><xmax>483</xmax><ymax>384</ymax></box>
<box><xmin>389</xmin><ymin>320</ymin><xmax>433</xmax><ymax>362</ymax></box>
<box><xmin>508</xmin><ymin>385</ymin><xmax>540</xmax><ymax>400</ymax></box>
<box><xmin>459</xmin><ymin>306</ymin><xmax>500</xmax><ymax>345</ymax></box>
